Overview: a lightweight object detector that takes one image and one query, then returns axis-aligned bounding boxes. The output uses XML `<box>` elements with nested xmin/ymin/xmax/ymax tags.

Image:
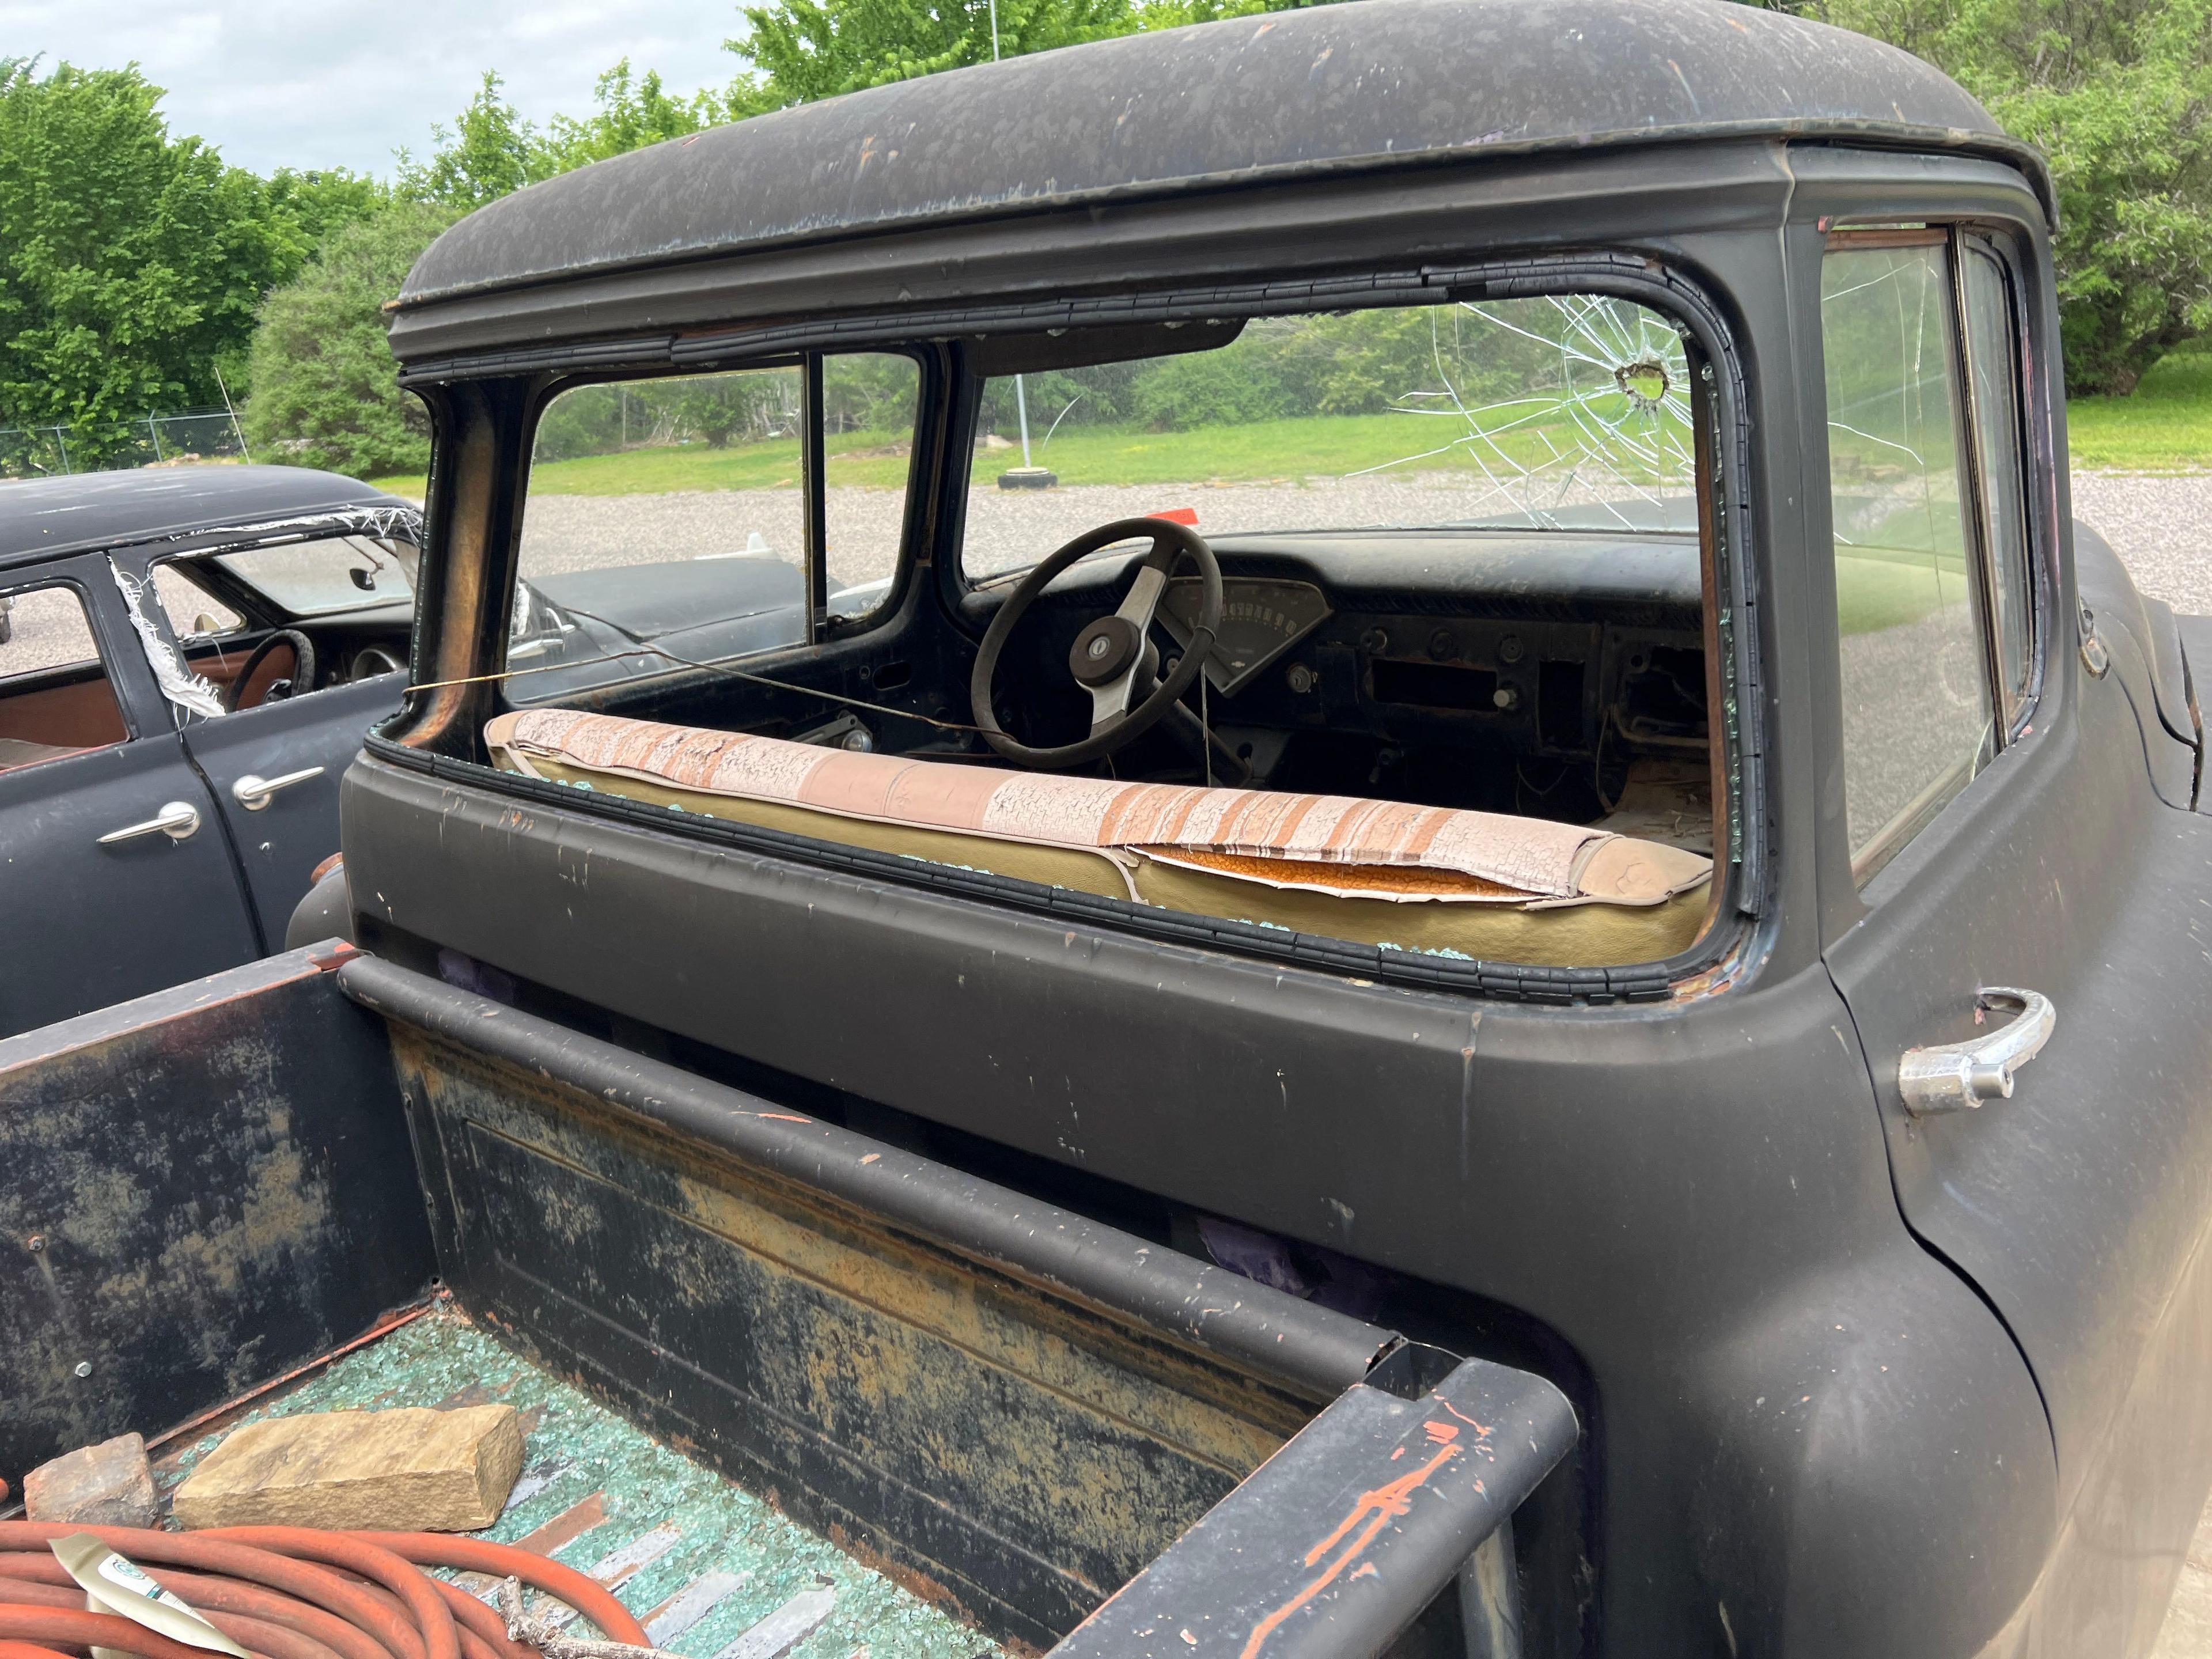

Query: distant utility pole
<box><xmin>216</xmin><ymin>366</ymin><xmax>251</xmax><ymax>461</ymax></box>
<box><xmin>986</xmin><ymin>0</ymin><xmax>1036</xmax><ymax>472</ymax></box>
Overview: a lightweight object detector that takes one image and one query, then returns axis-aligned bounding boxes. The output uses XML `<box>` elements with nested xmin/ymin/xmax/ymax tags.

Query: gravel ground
<box><xmin>513</xmin><ymin>475</ymin><xmax>1677</xmax><ymax>589</ymax></box>
<box><xmin>510</xmin><ymin>472</ymin><xmax>2212</xmax><ymax>609</ymax></box>
<box><xmin>2073</xmin><ymin>473</ymin><xmax>2212</xmax><ymax>615</ymax></box>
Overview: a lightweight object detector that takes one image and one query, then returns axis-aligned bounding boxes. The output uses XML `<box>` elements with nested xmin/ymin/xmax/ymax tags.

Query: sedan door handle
<box><xmin>232</xmin><ymin>766</ymin><xmax>325</xmax><ymax>810</ymax></box>
<box><xmin>1899</xmin><ymin>987</ymin><xmax>2056</xmax><ymax>1115</ymax></box>
<box><xmin>97</xmin><ymin>800</ymin><xmax>202</xmax><ymax>846</ymax></box>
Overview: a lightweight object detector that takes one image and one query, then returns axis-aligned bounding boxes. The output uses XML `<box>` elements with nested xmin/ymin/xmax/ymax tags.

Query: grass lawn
<box><xmin>368</xmin><ymin>405</ymin><xmax>1685</xmax><ymax>500</ymax></box>
<box><xmin>957</xmin><ymin>411</ymin><xmax>1641</xmax><ymax>488</ymax></box>
<box><xmin>366</xmin><ymin>426</ymin><xmax>913</xmax><ymax>502</ymax></box>
<box><xmin>2063</xmin><ymin>347</ymin><xmax>2212</xmax><ymax>472</ymax></box>
<box><xmin>366</xmin><ymin>353</ymin><xmax>2212</xmax><ymax>498</ymax></box>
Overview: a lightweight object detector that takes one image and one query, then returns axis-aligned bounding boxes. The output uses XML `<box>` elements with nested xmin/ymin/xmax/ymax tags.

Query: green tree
<box><xmin>0</xmin><ymin>58</ymin><xmax>344</xmax><ymax>463</ymax></box>
<box><xmin>1756</xmin><ymin>0</ymin><xmax>2212</xmax><ymax>395</ymax></box>
<box><xmin>537</xmin><ymin>60</ymin><xmax>738</xmax><ymax>173</ymax></box>
<box><xmin>725</xmin><ymin>0</ymin><xmax>1327</xmax><ymax>107</ymax></box>
<box><xmin>242</xmin><ymin>203</ymin><xmax>456</xmax><ymax>478</ymax></box>
<box><xmin>250</xmin><ymin>63</ymin><xmax>749</xmax><ymax>476</ymax></box>
<box><xmin>395</xmin><ymin>72</ymin><xmax>547</xmax><ymax>209</ymax></box>
<box><xmin>728</xmin><ymin>0</ymin><xmax>1143</xmax><ymax>107</ymax></box>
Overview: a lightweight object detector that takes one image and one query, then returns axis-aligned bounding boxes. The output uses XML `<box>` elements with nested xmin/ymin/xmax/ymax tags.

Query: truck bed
<box><xmin>151</xmin><ymin>1305</ymin><xmax>991</xmax><ymax>1659</ymax></box>
<box><xmin>5</xmin><ymin>946</ymin><xmax>1574</xmax><ymax>1659</ymax></box>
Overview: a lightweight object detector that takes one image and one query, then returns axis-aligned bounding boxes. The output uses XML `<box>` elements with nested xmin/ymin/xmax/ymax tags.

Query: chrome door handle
<box><xmin>97</xmin><ymin>801</ymin><xmax>202</xmax><ymax>846</ymax></box>
<box><xmin>232</xmin><ymin>766</ymin><xmax>325</xmax><ymax>810</ymax></box>
<box><xmin>1899</xmin><ymin>987</ymin><xmax>2056</xmax><ymax>1115</ymax></box>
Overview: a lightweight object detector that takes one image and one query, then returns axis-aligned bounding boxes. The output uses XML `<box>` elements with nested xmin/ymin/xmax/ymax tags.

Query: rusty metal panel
<box><xmin>0</xmin><ymin>946</ymin><xmax>435</xmax><ymax>1488</ymax></box>
<box><xmin>392</xmin><ymin>1022</ymin><xmax>1336</xmax><ymax>1650</ymax></box>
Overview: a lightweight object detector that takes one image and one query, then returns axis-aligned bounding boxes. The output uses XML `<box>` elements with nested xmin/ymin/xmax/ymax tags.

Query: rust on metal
<box><xmin>388</xmin><ymin>1024</ymin><xmax>1321</xmax><ymax>1647</ymax></box>
<box><xmin>517</xmin><ymin>1493</ymin><xmax>612</xmax><ymax>1556</ymax></box>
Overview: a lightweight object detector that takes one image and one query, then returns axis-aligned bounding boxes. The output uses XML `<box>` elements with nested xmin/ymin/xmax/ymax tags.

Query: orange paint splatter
<box><xmin>1237</xmin><ymin>1437</ymin><xmax>1463</xmax><ymax>1659</ymax></box>
<box><xmin>1434</xmin><ymin>1399</ymin><xmax>1493</xmax><ymax>1438</ymax></box>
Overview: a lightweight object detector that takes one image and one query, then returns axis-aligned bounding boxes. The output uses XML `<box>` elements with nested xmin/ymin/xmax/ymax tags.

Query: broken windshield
<box><xmin>959</xmin><ymin>293</ymin><xmax>1700</xmax><ymax>579</ymax></box>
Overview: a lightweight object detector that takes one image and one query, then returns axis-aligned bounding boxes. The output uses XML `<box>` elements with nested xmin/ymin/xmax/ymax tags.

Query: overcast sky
<box><xmin>2</xmin><ymin>0</ymin><xmax>749</xmax><ymax>177</ymax></box>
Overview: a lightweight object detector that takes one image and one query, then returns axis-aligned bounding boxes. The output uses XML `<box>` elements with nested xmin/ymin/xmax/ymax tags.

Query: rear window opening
<box><xmin>470</xmin><ymin>279</ymin><xmax>1739</xmax><ymax>985</ymax></box>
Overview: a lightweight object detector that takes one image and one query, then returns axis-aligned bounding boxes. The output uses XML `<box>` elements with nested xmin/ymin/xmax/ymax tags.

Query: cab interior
<box><xmin>449</xmin><ymin>289</ymin><xmax>1733</xmax><ymax>972</ymax></box>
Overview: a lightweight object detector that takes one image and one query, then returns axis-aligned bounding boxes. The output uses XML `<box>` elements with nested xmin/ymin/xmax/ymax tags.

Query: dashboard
<box><xmin>992</xmin><ymin>530</ymin><xmax>1709</xmax><ymax>779</ymax></box>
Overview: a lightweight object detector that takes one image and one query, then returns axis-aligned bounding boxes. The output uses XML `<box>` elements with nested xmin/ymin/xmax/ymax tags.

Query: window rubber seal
<box><xmin>372</xmin><ymin>251</ymin><xmax>1770</xmax><ymax>1003</ymax></box>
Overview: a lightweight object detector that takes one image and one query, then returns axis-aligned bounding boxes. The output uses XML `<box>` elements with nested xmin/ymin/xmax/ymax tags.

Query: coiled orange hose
<box><xmin>0</xmin><ymin>1523</ymin><xmax>648</xmax><ymax>1659</ymax></box>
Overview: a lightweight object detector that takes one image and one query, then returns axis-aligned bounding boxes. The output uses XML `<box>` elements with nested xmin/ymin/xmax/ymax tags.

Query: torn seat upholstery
<box><xmin>486</xmin><ymin>709</ymin><xmax>1713</xmax><ymax>967</ymax></box>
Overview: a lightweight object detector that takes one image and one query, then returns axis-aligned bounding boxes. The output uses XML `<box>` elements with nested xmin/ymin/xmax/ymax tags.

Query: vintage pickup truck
<box><xmin>7</xmin><ymin>2</ymin><xmax>2212</xmax><ymax>1657</ymax></box>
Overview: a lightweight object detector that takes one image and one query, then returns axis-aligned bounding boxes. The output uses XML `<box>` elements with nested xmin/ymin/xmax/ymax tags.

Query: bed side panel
<box><xmin>0</xmin><ymin>946</ymin><xmax>434</xmax><ymax>1487</ymax></box>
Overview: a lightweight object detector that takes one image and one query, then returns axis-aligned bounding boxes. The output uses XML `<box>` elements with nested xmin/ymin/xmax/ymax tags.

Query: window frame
<box><xmin>1950</xmin><ymin>230</ymin><xmax>2045</xmax><ymax>739</ymax></box>
<box><xmin>402</xmin><ymin>252</ymin><xmax>1767</xmax><ymax>1002</ymax></box>
<box><xmin>1820</xmin><ymin>223</ymin><xmax>2048</xmax><ymax>885</ymax></box>
<box><xmin>509</xmin><ymin>344</ymin><xmax>931</xmax><ymax>685</ymax></box>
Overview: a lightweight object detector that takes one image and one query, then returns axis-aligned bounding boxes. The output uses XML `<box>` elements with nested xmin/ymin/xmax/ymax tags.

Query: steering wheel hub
<box><xmin>1069</xmin><ymin>616</ymin><xmax>1143</xmax><ymax>687</ymax></box>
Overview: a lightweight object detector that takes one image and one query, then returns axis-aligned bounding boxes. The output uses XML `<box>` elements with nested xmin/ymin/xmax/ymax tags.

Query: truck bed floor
<box><xmin>150</xmin><ymin>1304</ymin><xmax>999</xmax><ymax>1659</ymax></box>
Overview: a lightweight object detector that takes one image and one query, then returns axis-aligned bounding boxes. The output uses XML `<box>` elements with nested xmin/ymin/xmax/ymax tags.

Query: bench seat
<box><xmin>486</xmin><ymin>709</ymin><xmax>1712</xmax><ymax>968</ymax></box>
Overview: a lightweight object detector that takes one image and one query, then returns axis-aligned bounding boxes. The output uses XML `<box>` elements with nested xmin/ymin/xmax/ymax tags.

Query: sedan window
<box><xmin>0</xmin><ymin>582</ymin><xmax>129</xmax><ymax>772</ymax></box>
<box><xmin>150</xmin><ymin>562</ymin><xmax>245</xmax><ymax>638</ymax></box>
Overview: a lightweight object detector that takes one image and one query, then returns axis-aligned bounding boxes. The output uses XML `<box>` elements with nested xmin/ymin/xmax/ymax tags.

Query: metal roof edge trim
<box><xmin>386</xmin><ymin>119</ymin><xmax>2052</xmax><ymax>332</ymax></box>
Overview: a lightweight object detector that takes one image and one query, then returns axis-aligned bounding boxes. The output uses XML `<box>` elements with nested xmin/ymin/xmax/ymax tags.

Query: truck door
<box><xmin>0</xmin><ymin>559</ymin><xmax>256</xmax><ymax>1037</ymax></box>
<box><xmin>1813</xmin><ymin>227</ymin><xmax>2212</xmax><ymax>1624</ymax></box>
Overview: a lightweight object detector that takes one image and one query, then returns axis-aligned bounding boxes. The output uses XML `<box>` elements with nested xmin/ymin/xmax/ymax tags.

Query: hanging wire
<box><xmin>1199</xmin><ymin>668</ymin><xmax>1213</xmax><ymax>789</ymax></box>
<box><xmin>410</xmin><ymin>605</ymin><xmax>986</xmax><ymax>735</ymax></box>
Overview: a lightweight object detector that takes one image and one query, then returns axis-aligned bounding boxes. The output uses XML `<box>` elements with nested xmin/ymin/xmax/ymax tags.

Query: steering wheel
<box><xmin>225</xmin><ymin>628</ymin><xmax>317</xmax><ymax>713</ymax></box>
<box><xmin>971</xmin><ymin>517</ymin><xmax>1222</xmax><ymax>770</ymax></box>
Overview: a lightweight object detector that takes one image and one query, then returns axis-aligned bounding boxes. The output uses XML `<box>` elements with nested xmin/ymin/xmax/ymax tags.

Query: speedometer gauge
<box><xmin>1158</xmin><ymin>578</ymin><xmax>1332</xmax><ymax>697</ymax></box>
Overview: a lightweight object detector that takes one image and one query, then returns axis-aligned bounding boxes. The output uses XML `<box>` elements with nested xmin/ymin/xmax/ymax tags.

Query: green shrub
<box><xmin>243</xmin><ymin>203</ymin><xmax>454</xmax><ymax>479</ymax></box>
<box><xmin>1130</xmin><ymin>350</ymin><xmax>1301</xmax><ymax>430</ymax></box>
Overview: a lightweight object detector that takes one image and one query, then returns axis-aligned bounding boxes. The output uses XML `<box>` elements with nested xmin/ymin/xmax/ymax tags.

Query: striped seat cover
<box><xmin>486</xmin><ymin>709</ymin><xmax>1710</xmax><ymax>910</ymax></box>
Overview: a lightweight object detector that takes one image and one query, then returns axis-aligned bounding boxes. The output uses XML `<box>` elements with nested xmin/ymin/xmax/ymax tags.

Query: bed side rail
<box><xmin>1050</xmin><ymin>1342</ymin><xmax>1574</xmax><ymax>1659</ymax></box>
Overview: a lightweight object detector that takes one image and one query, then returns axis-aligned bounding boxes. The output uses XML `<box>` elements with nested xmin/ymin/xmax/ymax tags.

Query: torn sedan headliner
<box><xmin>393</xmin><ymin>0</ymin><xmax>2028</xmax><ymax>331</ymax></box>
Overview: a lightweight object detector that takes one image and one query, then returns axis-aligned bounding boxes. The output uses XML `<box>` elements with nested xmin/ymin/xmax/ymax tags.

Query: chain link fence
<box><xmin>0</xmin><ymin>407</ymin><xmax>249</xmax><ymax>479</ymax></box>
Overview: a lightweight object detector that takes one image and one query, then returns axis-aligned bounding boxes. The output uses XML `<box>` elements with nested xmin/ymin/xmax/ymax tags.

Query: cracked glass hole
<box><xmin>1614</xmin><ymin>359</ymin><xmax>1671</xmax><ymax>409</ymax></box>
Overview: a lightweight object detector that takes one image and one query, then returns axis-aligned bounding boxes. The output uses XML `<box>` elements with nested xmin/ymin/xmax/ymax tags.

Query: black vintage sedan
<box><xmin>0</xmin><ymin>465</ymin><xmax>813</xmax><ymax>1036</ymax></box>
